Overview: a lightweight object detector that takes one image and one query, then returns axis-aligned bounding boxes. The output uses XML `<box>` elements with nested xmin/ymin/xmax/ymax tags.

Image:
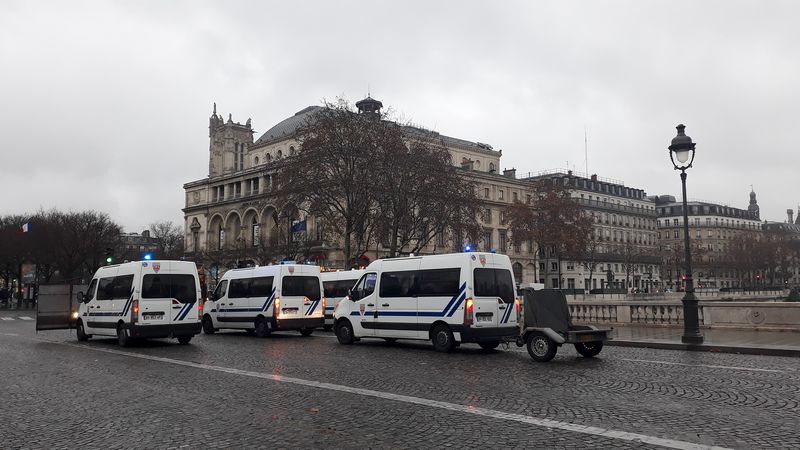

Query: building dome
<box><xmin>356</xmin><ymin>96</ymin><xmax>383</xmax><ymax>116</ymax></box>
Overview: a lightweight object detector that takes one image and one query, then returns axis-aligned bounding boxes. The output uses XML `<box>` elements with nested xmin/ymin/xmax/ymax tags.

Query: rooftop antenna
<box><xmin>584</xmin><ymin>125</ymin><xmax>589</xmax><ymax>175</ymax></box>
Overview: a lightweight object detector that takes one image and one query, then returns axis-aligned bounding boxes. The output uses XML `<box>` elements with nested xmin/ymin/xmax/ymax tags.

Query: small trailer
<box><xmin>515</xmin><ymin>288</ymin><xmax>611</xmax><ymax>362</ymax></box>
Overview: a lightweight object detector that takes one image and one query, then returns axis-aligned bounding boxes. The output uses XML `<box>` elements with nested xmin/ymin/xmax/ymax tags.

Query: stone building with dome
<box><xmin>182</xmin><ymin>96</ymin><xmax>541</xmax><ymax>283</ymax></box>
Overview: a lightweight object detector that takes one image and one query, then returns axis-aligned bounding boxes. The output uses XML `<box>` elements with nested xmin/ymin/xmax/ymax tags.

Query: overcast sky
<box><xmin>2</xmin><ymin>0</ymin><xmax>798</xmax><ymax>232</ymax></box>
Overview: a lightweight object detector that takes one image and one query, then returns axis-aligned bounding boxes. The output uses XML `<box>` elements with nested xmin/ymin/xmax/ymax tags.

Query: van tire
<box><xmin>336</xmin><ymin>320</ymin><xmax>355</xmax><ymax>345</ymax></box>
<box><xmin>76</xmin><ymin>320</ymin><xmax>89</xmax><ymax>341</ymax></box>
<box><xmin>526</xmin><ymin>332</ymin><xmax>557</xmax><ymax>362</ymax></box>
<box><xmin>255</xmin><ymin>317</ymin><xmax>270</xmax><ymax>338</ymax></box>
<box><xmin>299</xmin><ymin>328</ymin><xmax>314</xmax><ymax>337</ymax></box>
<box><xmin>478</xmin><ymin>341</ymin><xmax>500</xmax><ymax>351</ymax></box>
<box><xmin>431</xmin><ymin>324</ymin><xmax>455</xmax><ymax>353</ymax></box>
<box><xmin>574</xmin><ymin>341</ymin><xmax>603</xmax><ymax>358</ymax></box>
<box><xmin>177</xmin><ymin>335</ymin><xmax>192</xmax><ymax>345</ymax></box>
<box><xmin>117</xmin><ymin>324</ymin><xmax>131</xmax><ymax>348</ymax></box>
<box><xmin>202</xmin><ymin>316</ymin><xmax>215</xmax><ymax>335</ymax></box>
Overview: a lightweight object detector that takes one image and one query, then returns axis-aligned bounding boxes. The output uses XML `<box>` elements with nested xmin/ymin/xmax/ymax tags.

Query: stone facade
<box><xmin>183</xmin><ymin>97</ymin><xmax>537</xmax><ymax>282</ymax></box>
<box><xmin>518</xmin><ymin>170</ymin><xmax>661</xmax><ymax>291</ymax></box>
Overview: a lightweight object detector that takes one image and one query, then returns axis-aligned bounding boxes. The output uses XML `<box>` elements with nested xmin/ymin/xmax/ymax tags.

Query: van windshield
<box><xmin>142</xmin><ymin>274</ymin><xmax>197</xmax><ymax>303</ymax></box>
<box><xmin>282</xmin><ymin>276</ymin><xmax>321</xmax><ymax>300</ymax></box>
<box><xmin>473</xmin><ymin>268</ymin><xmax>515</xmax><ymax>303</ymax></box>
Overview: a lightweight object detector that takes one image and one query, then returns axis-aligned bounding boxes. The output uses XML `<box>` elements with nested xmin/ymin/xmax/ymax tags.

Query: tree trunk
<box><xmin>343</xmin><ymin>220</ymin><xmax>353</xmax><ymax>268</ymax></box>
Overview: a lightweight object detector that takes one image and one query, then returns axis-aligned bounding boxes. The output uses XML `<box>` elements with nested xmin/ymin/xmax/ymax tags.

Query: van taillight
<box><xmin>274</xmin><ymin>297</ymin><xmax>281</xmax><ymax>317</ymax></box>
<box><xmin>132</xmin><ymin>300</ymin><xmax>139</xmax><ymax>324</ymax></box>
<box><xmin>515</xmin><ymin>298</ymin><xmax>521</xmax><ymax>321</ymax></box>
<box><xmin>198</xmin><ymin>301</ymin><xmax>203</xmax><ymax>316</ymax></box>
<box><xmin>321</xmin><ymin>297</ymin><xmax>326</xmax><ymax>312</ymax></box>
<box><xmin>464</xmin><ymin>298</ymin><xmax>474</xmax><ymax>326</ymax></box>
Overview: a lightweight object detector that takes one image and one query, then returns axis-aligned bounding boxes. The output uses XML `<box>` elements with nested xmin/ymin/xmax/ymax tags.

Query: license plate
<box><xmin>143</xmin><ymin>314</ymin><xmax>163</xmax><ymax>320</ymax></box>
<box><xmin>282</xmin><ymin>308</ymin><xmax>299</xmax><ymax>314</ymax></box>
<box><xmin>476</xmin><ymin>314</ymin><xmax>493</xmax><ymax>322</ymax></box>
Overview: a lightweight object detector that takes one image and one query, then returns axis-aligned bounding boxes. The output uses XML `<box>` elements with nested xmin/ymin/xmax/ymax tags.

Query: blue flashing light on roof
<box><xmin>490</xmin><ymin>248</ymin><xmax>497</xmax><ymax>253</ymax></box>
<box><xmin>143</xmin><ymin>253</ymin><xmax>153</xmax><ymax>261</ymax></box>
<box><xmin>463</xmin><ymin>244</ymin><xmax>473</xmax><ymax>252</ymax></box>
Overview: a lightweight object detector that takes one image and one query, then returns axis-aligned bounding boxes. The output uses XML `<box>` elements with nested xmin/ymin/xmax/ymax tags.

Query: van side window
<box><xmin>142</xmin><ymin>274</ymin><xmax>197</xmax><ymax>303</ymax></box>
<box><xmin>474</xmin><ymin>268</ymin><xmax>514</xmax><ymax>303</ymax></box>
<box><xmin>97</xmin><ymin>277</ymin><xmax>115</xmax><ymax>300</ymax></box>
<box><xmin>249</xmin><ymin>277</ymin><xmax>274</xmax><ymax>297</ymax></box>
<box><xmin>229</xmin><ymin>279</ymin><xmax>250</xmax><ymax>298</ymax></box>
<box><xmin>323</xmin><ymin>281</ymin><xmax>336</xmax><ymax>298</ymax></box>
<box><xmin>212</xmin><ymin>280</ymin><xmax>228</xmax><ymax>300</ymax></box>
<box><xmin>112</xmin><ymin>275</ymin><xmax>134</xmax><ymax>299</ymax></box>
<box><xmin>324</xmin><ymin>280</ymin><xmax>353</xmax><ymax>298</ymax></box>
<box><xmin>353</xmin><ymin>273</ymin><xmax>377</xmax><ymax>299</ymax></box>
<box><xmin>417</xmin><ymin>268</ymin><xmax>461</xmax><ymax>297</ymax></box>
<box><xmin>86</xmin><ymin>279</ymin><xmax>98</xmax><ymax>300</ymax></box>
<box><xmin>380</xmin><ymin>271</ymin><xmax>417</xmax><ymax>297</ymax></box>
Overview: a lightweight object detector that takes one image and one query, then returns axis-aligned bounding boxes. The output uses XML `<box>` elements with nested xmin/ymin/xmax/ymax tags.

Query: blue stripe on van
<box><xmin>178</xmin><ymin>303</ymin><xmax>195</xmax><ymax>321</ymax></box>
<box><xmin>261</xmin><ymin>288</ymin><xmax>277</xmax><ymax>312</ymax></box>
<box><xmin>306</xmin><ymin>300</ymin><xmax>320</xmax><ymax>316</ymax></box>
<box><xmin>446</xmin><ymin>292</ymin><xmax>466</xmax><ymax>317</ymax></box>
<box><xmin>121</xmin><ymin>291</ymin><xmax>134</xmax><ymax>316</ymax></box>
<box><xmin>440</xmin><ymin>283</ymin><xmax>466</xmax><ymax>316</ymax></box>
<box><xmin>173</xmin><ymin>303</ymin><xmax>190</xmax><ymax>321</ymax></box>
<box><xmin>500</xmin><ymin>303</ymin><xmax>511</xmax><ymax>324</ymax></box>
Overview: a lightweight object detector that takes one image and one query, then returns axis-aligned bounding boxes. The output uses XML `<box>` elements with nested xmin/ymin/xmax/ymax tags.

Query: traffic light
<box><xmin>105</xmin><ymin>247</ymin><xmax>113</xmax><ymax>265</ymax></box>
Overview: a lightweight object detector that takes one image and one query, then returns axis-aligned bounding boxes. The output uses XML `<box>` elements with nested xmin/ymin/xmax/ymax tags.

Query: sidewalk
<box><xmin>608</xmin><ymin>325</ymin><xmax>800</xmax><ymax>357</ymax></box>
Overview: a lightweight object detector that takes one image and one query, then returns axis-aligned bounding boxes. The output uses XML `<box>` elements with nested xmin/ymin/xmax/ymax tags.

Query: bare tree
<box><xmin>506</xmin><ymin>180</ymin><xmax>593</xmax><ymax>288</ymax></box>
<box><xmin>149</xmin><ymin>220</ymin><xmax>184</xmax><ymax>260</ymax></box>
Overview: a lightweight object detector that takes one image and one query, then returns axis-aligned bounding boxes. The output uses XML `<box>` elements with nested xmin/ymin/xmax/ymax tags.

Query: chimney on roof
<box><xmin>590</xmin><ymin>174</ymin><xmax>598</xmax><ymax>182</ymax></box>
<box><xmin>503</xmin><ymin>168</ymin><xmax>516</xmax><ymax>179</ymax></box>
<box><xmin>789</xmin><ymin>209</ymin><xmax>795</xmax><ymax>224</ymax></box>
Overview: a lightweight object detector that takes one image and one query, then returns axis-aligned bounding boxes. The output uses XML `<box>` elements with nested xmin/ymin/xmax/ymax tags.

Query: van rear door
<box><xmin>471</xmin><ymin>256</ymin><xmax>517</xmax><ymax>329</ymax></box>
<box><xmin>140</xmin><ymin>262</ymin><xmax>198</xmax><ymax>328</ymax></box>
<box><xmin>280</xmin><ymin>272</ymin><xmax>321</xmax><ymax>321</ymax></box>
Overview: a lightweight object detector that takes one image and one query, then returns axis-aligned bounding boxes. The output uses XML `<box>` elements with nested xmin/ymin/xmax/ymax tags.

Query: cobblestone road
<box><xmin>1</xmin><ymin>313</ymin><xmax>798</xmax><ymax>449</ymax></box>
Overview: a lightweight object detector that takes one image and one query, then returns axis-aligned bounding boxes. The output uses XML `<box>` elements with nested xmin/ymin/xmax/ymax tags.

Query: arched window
<box><xmin>475</xmin><ymin>160</ymin><xmax>481</xmax><ymax>169</ymax></box>
<box><xmin>290</xmin><ymin>146</ymin><xmax>296</xmax><ymax>156</ymax></box>
<box><xmin>277</xmin><ymin>150</ymin><xmax>283</xmax><ymax>159</ymax></box>
<box><xmin>489</xmin><ymin>163</ymin><xmax>495</xmax><ymax>173</ymax></box>
<box><xmin>266</xmin><ymin>153</ymin><xmax>272</xmax><ymax>162</ymax></box>
<box><xmin>254</xmin><ymin>156</ymin><xmax>259</xmax><ymax>165</ymax></box>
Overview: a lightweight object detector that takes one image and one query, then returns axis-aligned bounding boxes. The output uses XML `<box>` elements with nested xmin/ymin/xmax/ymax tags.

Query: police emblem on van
<box><xmin>153</xmin><ymin>263</ymin><xmax>161</xmax><ymax>273</ymax></box>
<box><xmin>288</xmin><ymin>266</ymin><xmax>295</xmax><ymax>274</ymax></box>
<box><xmin>479</xmin><ymin>255</ymin><xmax>487</xmax><ymax>266</ymax></box>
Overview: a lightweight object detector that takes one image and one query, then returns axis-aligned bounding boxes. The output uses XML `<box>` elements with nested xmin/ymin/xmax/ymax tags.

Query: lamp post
<box><xmin>668</xmin><ymin>124</ymin><xmax>704</xmax><ymax>344</ymax></box>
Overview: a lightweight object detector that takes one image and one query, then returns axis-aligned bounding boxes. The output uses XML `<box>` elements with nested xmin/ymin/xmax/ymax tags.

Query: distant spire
<box><xmin>213</xmin><ymin>102</ymin><xmax>216</xmax><ymax>116</ymax></box>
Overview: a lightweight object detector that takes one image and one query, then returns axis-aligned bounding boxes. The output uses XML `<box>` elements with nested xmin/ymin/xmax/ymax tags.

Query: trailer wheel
<box><xmin>574</xmin><ymin>341</ymin><xmax>603</xmax><ymax>358</ymax></box>
<box><xmin>526</xmin><ymin>332</ymin><xmax>557</xmax><ymax>362</ymax></box>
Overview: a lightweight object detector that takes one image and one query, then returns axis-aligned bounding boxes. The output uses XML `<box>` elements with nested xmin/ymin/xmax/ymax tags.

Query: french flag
<box><xmin>21</xmin><ymin>223</ymin><xmax>30</xmax><ymax>233</ymax></box>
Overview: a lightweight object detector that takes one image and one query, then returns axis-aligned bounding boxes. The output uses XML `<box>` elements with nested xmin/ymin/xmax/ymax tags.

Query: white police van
<box><xmin>76</xmin><ymin>260</ymin><xmax>202</xmax><ymax>347</ymax></box>
<box><xmin>333</xmin><ymin>252</ymin><xmax>519</xmax><ymax>352</ymax></box>
<box><xmin>320</xmin><ymin>269</ymin><xmax>364</xmax><ymax>330</ymax></box>
<box><xmin>202</xmin><ymin>264</ymin><xmax>324</xmax><ymax>337</ymax></box>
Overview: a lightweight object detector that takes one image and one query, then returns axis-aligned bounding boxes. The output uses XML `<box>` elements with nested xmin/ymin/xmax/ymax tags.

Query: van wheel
<box><xmin>478</xmin><ymin>341</ymin><xmax>500</xmax><ymax>351</ymax></box>
<box><xmin>177</xmin><ymin>335</ymin><xmax>192</xmax><ymax>345</ymax></box>
<box><xmin>299</xmin><ymin>328</ymin><xmax>314</xmax><ymax>337</ymax></box>
<box><xmin>574</xmin><ymin>341</ymin><xmax>603</xmax><ymax>358</ymax></box>
<box><xmin>431</xmin><ymin>324</ymin><xmax>455</xmax><ymax>353</ymax></box>
<box><xmin>526</xmin><ymin>332</ymin><xmax>557</xmax><ymax>362</ymax></box>
<box><xmin>202</xmin><ymin>317</ymin><xmax>215</xmax><ymax>335</ymax></box>
<box><xmin>117</xmin><ymin>325</ymin><xmax>130</xmax><ymax>348</ymax></box>
<box><xmin>255</xmin><ymin>317</ymin><xmax>271</xmax><ymax>338</ymax></box>
<box><xmin>336</xmin><ymin>320</ymin><xmax>355</xmax><ymax>345</ymax></box>
<box><xmin>76</xmin><ymin>320</ymin><xmax>90</xmax><ymax>341</ymax></box>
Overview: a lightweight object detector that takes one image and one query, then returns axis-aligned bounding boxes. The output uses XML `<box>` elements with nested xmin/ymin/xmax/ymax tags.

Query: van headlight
<box><xmin>71</xmin><ymin>311</ymin><xmax>79</xmax><ymax>320</ymax></box>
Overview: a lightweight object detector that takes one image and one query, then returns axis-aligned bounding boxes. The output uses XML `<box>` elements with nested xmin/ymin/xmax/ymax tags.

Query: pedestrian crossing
<box><xmin>0</xmin><ymin>316</ymin><xmax>33</xmax><ymax>321</ymax></box>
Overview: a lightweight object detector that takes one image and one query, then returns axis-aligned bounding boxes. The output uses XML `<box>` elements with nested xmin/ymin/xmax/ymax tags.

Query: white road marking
<box><xmin>52</xmin><ymin>340</ymin><xmax>727</xmax><ymax>450</ymax></box>
<box><xmin>18</xmin><ymin>316</ymin><xmax>33</xmax><ymax>321</ymax></box>
<box><xmin>1</xmin><ymin>317</ymin><xmax>14</xmax><ymax>321</ymax></box>
<box><xmin>619</xmin><ymin>358</ymin><xmax>783</xmax><ymax>373</ymax></box>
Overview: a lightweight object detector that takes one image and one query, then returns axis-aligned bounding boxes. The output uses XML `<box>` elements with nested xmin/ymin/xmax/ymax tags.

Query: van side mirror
<box><xmin>349</xmin><ymin>288</ymin><xmax>359</xmax><ymax>301</ymax></box>
<box><xmin>76</xmin><ymin>291</ymin><xmax>86</xmax><ymax>303</ymax></box>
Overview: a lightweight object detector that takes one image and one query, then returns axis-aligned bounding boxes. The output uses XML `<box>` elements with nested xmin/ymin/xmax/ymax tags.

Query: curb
<box><xmin>607</xmin><ymin>339</ymin><xmax>800</xmax><ymax>358</ymax></box>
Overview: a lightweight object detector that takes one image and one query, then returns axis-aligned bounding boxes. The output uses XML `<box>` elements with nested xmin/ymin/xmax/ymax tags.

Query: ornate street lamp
<box><xmin>668</xmin><ymin>124</ymin><xmax>703</xmax><ymax>344</ymax></box>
